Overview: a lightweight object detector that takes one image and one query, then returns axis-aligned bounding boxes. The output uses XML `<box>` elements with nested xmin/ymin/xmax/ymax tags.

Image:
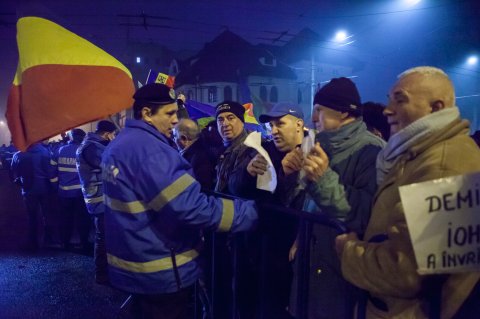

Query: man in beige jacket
<box><xmin>335</xmin><ymin>66</ymin><xmax>480</xmax><ymax>318</ymax></box>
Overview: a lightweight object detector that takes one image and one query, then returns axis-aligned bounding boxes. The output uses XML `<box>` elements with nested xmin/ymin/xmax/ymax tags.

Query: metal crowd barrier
<box><xmin>202</xmin><ymin>191</ymin><xmax>348</xmax><ymax>319</ymax></box>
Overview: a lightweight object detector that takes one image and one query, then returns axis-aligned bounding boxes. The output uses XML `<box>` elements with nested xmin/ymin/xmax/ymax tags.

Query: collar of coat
<box><xmin>223</xmin><ymin>129</ymin><xmax>248</xmax><ymax>150</ymax></box>
<box><xmin>376</xmin><ymin>118</ymin><xmax>470</xmax><ymax>195</ymax></box>
<box><xmin>125</xmin><ymin>119</ymin><xmax>172</xmax><ymax>147</ymax></box>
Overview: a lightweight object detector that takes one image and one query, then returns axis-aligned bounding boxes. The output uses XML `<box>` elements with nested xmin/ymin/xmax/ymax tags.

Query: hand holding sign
<box><xmin>399</xmin><ymin>172</ymin><xmax>480</xmax><ymax>274</ymax></box>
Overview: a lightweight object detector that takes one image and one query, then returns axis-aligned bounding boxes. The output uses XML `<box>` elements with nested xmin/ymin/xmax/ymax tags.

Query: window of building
<box><xmin>270</xmin><ymin>86</ymin><xmax>278</xmax><ymax>103</ymax></box>
<box><xmin>260</xmin><ymin>86</ymin><xmax>267</xmax><ymax>102</ymax></box>
<box><xmin>208</xmin><ymin>86</ymin><xmax>218</xmax><ymax>103</ymax></box>
<box><xmin>224</xmin><ymin>86</ymin><xmax>233</xmax><ymax>101</ymax></box>
<box><xmin>259</xmin><ymin>56</ymin><xmax>277</xmax><ymax>67</ymax></box>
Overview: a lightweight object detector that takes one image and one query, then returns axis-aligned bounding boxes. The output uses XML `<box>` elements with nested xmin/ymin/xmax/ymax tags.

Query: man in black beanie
<box><xmin>289</xmin><ymin>77</ymin><xmax>385</xmax><ymax>319</ymax></box>
<box><xmin>76</xmin><ymin>120</ymin><xmax>117</xmax><ymax>284</ymax></box>
<box><xmin>214</xmin><ymin>100</ymin><xmax>248</xmax><ymax>193</ymax></box>
<box><xmin>211</xmin><ymin>100</ymin><xmax>253</xmax><ymax>318</ymax></box>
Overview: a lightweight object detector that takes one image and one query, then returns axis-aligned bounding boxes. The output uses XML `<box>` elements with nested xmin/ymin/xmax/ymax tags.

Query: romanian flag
<box><xmin>238</xmin><ymin>78</ymin><xmax>259</xmax><ymax>126</ymax></box>
<box><xmin>243</xmin><ymin>102</ymin><xmax>258</xmax><ymax>125</ymax></box>
<box><xmin>145</xmin><ymin>69</ymin><xmax>175</xmax><ymax>88</ymax></box>
<box><xmin>6</xmin><ymin>17</ymin><xmax>135</xmax><ymax>151</ymax></box>
<box><xmin>240</xmin><ymin>84</ymin><xmax>266</xmax><ymax>134</ymax></box>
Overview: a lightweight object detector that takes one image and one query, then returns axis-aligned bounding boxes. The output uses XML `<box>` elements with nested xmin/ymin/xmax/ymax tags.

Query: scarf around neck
<box><xmin>316</xmin><ymin>118</ymin><xmax>367</xmax><ymax>158</ymax></box>
<box><xmin>376</xmin><ymin>107</ymin><xmax>460</xmax><ymax>186</ymax></box>
<box><xmin>223</xmin><ymin>130</ymin><xmax>248</xmax><ymax>148</ymax></box>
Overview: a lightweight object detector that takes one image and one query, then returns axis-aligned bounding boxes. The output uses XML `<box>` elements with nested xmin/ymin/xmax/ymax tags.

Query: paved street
<box><xmin>0</xmin><ymin>169</ymin><xmax>131</xmax><ymax>319</ymax></box>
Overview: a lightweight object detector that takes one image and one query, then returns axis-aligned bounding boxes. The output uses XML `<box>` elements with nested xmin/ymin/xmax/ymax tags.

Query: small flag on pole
<box><xmin>145</xmin><ymin>70</ymin><xmax>175</xmax><ymax>88</ymax></box>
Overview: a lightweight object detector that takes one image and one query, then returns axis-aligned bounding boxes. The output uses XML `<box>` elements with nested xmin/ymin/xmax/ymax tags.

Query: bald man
<box><xmin>173</xmin><ymin>119</ymin><xmax>200</xmax><ymax>153</ymax></box>
<box><xmin>173</xmin><ymin>119</ymin><xmax>216</xmax><ymax>189</ymax></box>
<box><xmin>335</xmin><ymin>66</ymin><xmax>480</xmax><ymax>318</ymax></box>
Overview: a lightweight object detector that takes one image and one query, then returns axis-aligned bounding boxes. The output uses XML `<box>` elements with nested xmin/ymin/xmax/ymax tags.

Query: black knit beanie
<box><xmin>215</xmin><ymin>101</ymin><xmax>245</xmax><ymax>123</ymax></box>
<box><xmin>313</xmin><ymin>77</ymin><xmax>362</xmax><ymax>116</ymax></box>
<box><xmin>96</xmin><ymin>120</ymin><xmax>117</xmax><ymax>133</ymax></box>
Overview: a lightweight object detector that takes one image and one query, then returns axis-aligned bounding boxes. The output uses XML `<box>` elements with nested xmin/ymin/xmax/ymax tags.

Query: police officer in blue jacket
<box><xmin>76</xmin><ymin>120</ymin><xmax>117</xmax><ymax>284</ymax></box>
<box><xmin>52</xmin><ymin>128</ymin><xmax>91</xmax><ymax>251</ymax></box>
<box><xmin>101</xmin><ymin>83</ymin><xmax>258</xmax><ymax>319</ymax></box>
<box><xmin>11</xmin><ymin>141</ymin><xmax>54</xmax><ymax>250</ymax></box>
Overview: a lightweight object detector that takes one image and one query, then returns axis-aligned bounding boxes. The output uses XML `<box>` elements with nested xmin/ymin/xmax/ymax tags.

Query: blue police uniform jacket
<box><xmin>76</xmin><ymin>132</ymin><xmax>109</xmax><ymax>215</ymax></box>
<box><xmin>11</xmin><ymin>143</ymin><xmax>51</xmax><ymax>196</ymax></box>
<box><xmin>52</xmin><ymin>141</ymin><xmax>83</xmax><ymax>198</ymax></box>
<box><xmin>101</xmin><ymin>119</ymin><xmax>258</xmax><ymax>294</ymax></box>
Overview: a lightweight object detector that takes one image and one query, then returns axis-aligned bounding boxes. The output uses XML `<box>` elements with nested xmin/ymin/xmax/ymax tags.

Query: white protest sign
<box><xmin>243</xmin><ymin>131</ymin><xmax>277</xmax><ymax>193</ymax></box>
<box><xmin>399</xmin><ymin>172</ymin><xmax>480</xmax><ymax>275</ymax></box>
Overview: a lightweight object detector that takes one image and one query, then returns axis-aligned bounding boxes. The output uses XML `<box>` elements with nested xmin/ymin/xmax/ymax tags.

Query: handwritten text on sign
<box><xmin>399</xmin><ymin>172</ymin><xmax>480</xmax><ymax>275</ymax></box>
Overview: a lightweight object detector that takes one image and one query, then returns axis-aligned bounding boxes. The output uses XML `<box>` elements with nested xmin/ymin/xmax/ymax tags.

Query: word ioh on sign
<box><xmin>399</xmin><ymin>172</ymin><xmax>480</xmax><ymax>275</ymax></box>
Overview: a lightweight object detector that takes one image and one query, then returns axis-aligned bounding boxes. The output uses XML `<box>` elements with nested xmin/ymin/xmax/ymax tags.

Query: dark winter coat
<box><xmin>291</xmin><ymin>118</ymin><xmax>385</xmax><ymax>319</ymax></box>
<box><xmin>182</xmin><ymin>138</ymin><xmax>217</xmax><ymax>191</ymax></box>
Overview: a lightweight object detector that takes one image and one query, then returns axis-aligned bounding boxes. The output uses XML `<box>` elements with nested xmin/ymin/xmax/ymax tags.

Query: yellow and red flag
<box><xmin>6</xmin><ymin>17</ymin><xmax>135</xmax><ymax>151</ymax></box>
<box><xmin>242</xmin><ymin>102</ymin><xmax>259</xmax><ymax>125</ymax></box>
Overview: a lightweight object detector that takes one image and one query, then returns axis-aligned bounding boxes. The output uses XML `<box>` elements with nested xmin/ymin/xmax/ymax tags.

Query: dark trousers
<box><xmin>93</xmin><ymin>214</ymin><xmax>108</xmax><ymax>280</ymax></box>
<box><xmin>59</xmin><ymin>196</ymin><xmax>91</xmax><ymax>248</ymax></box>
<box><xmin>131</xmin><ymin>285</ymin><xmax>194</xmax><ymax>319</ymax></box>
<box><xmin>24</xmin><ymin>193</ymin><xmax>52</xmax><ymax>249</ymax></box>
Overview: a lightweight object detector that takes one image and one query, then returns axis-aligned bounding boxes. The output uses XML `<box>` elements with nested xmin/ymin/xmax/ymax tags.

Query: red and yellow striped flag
<box><xmin>243</xmin><ymin>102</ymin><xmax>259</xmax><ymax>124</ymax></box>
<box><xmin>6</xmin><ymin>17</ymin><xmax>135</xmax><ymax>151</ymax></box>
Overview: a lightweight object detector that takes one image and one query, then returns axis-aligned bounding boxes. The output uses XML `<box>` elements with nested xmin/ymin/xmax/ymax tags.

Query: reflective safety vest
<box><xmin>102</xmin><ymin>119</ymin><xmax>258</xmax><ymax>294</ymax></box>
<box><xmin>76</xmin><ymin>132</ymin><xmax>108</xmax><ymax>215</ymax></box>
<box><xmin>52</xmin><ymin>141</ymin><xmax>83</xmax><ymax>198</ymax></box>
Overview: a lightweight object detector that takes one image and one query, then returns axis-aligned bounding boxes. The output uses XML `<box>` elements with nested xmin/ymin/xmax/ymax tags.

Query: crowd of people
<box><xmin>4</xmin><ymin>66</ymin><xmax>480</xmax><ymax>319</ymax></box>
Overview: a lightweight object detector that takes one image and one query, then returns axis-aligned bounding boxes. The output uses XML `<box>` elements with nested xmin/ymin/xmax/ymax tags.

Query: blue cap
<box><xmin>259</xmin><ymin>102</ymin><xmax>304</xmax><ymax>123</ymax></box>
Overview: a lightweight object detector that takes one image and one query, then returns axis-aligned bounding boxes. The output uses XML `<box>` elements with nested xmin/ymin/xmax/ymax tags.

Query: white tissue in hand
<box><xmin>244</xmin><ymin>132</ymin><xmax>277</xmax><ymax>192</ymax></box>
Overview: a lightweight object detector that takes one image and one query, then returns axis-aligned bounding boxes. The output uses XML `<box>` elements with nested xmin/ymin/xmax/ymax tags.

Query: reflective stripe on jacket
<box><xmin>55</xmin><ymin>142</ymin><xmax>83</xmax><ymax>198</ymax></box>
<box><xmin>102</xmin><ymin>119</ymin><xmax>258</xmax><ymax>294</ymax></box>
<box><xmin>76</xmin><ymin>132</ymin><xmax>108</xmax><ymax>215</ymax></box>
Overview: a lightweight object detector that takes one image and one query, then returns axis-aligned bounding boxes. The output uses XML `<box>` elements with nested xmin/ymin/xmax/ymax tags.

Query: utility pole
<box><xmin>311</xmin><ymin>53</ymin><xmax>315</xmax><ymax>118</ymax></box>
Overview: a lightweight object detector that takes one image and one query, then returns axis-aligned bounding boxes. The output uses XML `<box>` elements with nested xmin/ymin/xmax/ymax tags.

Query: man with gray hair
<box><xmin>173</xmin><ymin>118</ymin><xmax>216</xmax><ymax>189</ymax></box>
<box><xmin>336</xmin><ymin>66</ymin><xmax>480</xmax><ymax>318</ymax></box>
<box><xmin>173</xmin><ymin>118</ymin><xmax>200</xmax><ymax>155</ymax></box>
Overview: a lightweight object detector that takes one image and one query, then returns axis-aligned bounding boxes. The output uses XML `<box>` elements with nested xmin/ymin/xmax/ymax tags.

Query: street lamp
<box><xmin>467</xmin><ymin>56</ymin><xmax>478</xmax><ymax>66</ymax></box>
<box><xmin>405</xmin><ymin>0</ymin><xmax>421</xmax><ymax>5</ymax></box>
<box><xmin>334</xmin><ymin>30</ymin><xmax>348</xmax><ymax>42</ymax></box>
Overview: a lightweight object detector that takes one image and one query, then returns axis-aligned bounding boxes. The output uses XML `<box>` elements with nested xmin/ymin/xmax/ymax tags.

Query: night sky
<box><xmin>1</xmin><ymin>0</ymin><xmax>479</xmax><ymax>145</ymax></box>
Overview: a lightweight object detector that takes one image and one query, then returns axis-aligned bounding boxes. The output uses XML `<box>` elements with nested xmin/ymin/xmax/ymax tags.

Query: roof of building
<box><xmin>176</xmin><ymin>30</ymin><xmax>297</xmax><ymax>86</ymax></box>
